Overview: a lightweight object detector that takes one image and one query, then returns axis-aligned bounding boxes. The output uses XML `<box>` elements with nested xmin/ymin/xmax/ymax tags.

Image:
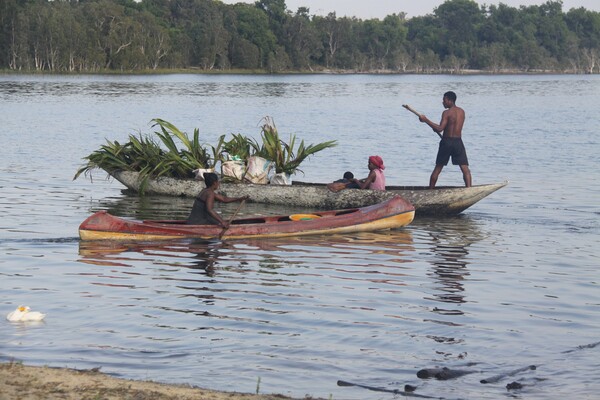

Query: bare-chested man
<box><xmin>419</xmin><ymin>91</ymin><xmax>472</xmax><ymax>188</ymax></box>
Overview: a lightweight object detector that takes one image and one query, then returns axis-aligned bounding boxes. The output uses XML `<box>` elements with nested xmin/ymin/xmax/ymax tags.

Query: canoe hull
<box><xmin>79</xmin><ymin>196</ymin><xmax>415</xmax><ymax>241</ymax></box>
<box><xmin>110</xmin><ymin>171</ymin><xmax>507</xmax><ymax>216</ymax></box>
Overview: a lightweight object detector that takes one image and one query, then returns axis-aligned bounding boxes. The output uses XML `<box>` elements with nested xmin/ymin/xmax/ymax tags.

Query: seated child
<box><xmin>327</xmin><ymin>171</ymin><xmax>360</xmax><ymax>192</ymax></box>
<box><xmin>334</xmin><ymin>171</ymin><xmax>360</xmax><ymax>189</ymax></box>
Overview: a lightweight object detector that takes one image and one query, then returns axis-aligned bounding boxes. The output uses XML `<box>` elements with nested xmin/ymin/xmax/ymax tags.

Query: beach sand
<box><xmin>0</xmin><ymin>362</ymin><xmax>312</xmax><ymax>400</ymax></box>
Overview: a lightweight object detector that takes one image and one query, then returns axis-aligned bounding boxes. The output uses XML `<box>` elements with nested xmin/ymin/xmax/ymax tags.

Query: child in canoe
<box><xmin>327</xmin><ymin>156</ymin><xmax>386</xmax><ymax>192</ymax></box>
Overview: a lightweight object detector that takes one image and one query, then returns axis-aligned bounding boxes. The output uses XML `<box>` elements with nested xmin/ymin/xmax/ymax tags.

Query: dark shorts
<box><xmin>436</xmin><ymin>138</ymin><xmax>469</xmax><ymax>166</ymax></box>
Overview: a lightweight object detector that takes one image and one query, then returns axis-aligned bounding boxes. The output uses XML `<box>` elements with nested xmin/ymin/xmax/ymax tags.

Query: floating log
<box><xmin>480</xmin><ymin>365</ymin><xmax>536</xmax><ymax>384</ymax></box>
<box><xmin>337</xmin><ymin>380</ymin><xmax>439</xmax><ymax>398</ymax></box>
<box><xmin>562</xmin><ymin>341</ymin><xmax>600</xmax><ymax>354</ymax></box>
<box><xmin>417</xmin><ymin>367</ymin><xmax>476</xmax><ymax>380</ymax></box>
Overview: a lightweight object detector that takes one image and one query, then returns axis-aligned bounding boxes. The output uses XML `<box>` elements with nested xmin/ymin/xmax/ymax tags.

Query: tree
<box><xmin>474</xmin><ymin>42</ymin><xmax>508</xmax><ymax>72</ymax></box>
<box><xmin>256</xmin><ymin>0</ymin><xmax>288</xmax><ymax>38</ymax></box>
<box><xmin>479</xmin><ymin>3</ymin><xmax>519</xmax><ymax>45</ymax></box>
<box><xmin>136</xmin><ymin>10</ymin><xmax>169</xmax><ymax>69</ymax></box>
<box><xmin>565</xmin><ymin>6</ymin><xmax>600</xmax><ymax>71</ymax></box>
<box><xmin>194</xmin><ymin>2</ymin><xmax>229</xmax><ymax>70</ymax></box>
<box><xmin>569</xmin><ymin>8</ymin><xmax>600</xmax><ymax>46</ymax></box>
<box><xmin>335</xmin><ymin>17</ymin><xmax>363</xmax><ymax>70</ymax></box>
<box><xmin>581</xmin><ymin>47</ymin><xmax>599</xmax><ymax>73</ymax></box>
<box><xmin>0</xmin><ymin>0</ymin><xmax>21</xmax><ymax>68</ymax></box>
<box><xmin>406</xmin><ymin>15</ymin><xmax>444</xmax><ymax>57</ymax></box>
<box><xmin>0</xmin><ymin>0</ymin><xmax>598</xmax><ymax>73</ymax></box>
<box><xmin>434</xmin><ymin>0</ymin><xmax>484</xmax><ymax>60</ymax></box>
<box><xmin>231</xmin><ymin>3</ymin><xmax>276</xmax><ymax>68</ymax></box>
<box><xmin>3</xmin><ymin>2</ymin><xmax>31</xmax><ymax>70</ymax></box>
<box><xmin>414</xmin><ymin>49</ymin><xmax>441</xmax><ymax>73</ymax></box>
<box><xmin>357</xmin><ymin>17</ymin><xmax>407</xmax><ymax>70</ymax></box>
<box><xmin>84</xmin><ymin>0</ymin><xmax>136</xmax><ymax>69</ymax></box>
<box><xmin>443</xmin><ymin>54</ymin><xmax>467</xmax><ymax>73</ymax></box>
<box><xmin>381</xmin><ymin>13</ymin><xmax>408</xmax><ymax>68</ymax></box>
<box><xmin>313</xmin><ymin>12</ymin><xmax>354</xmax><ymax>69</ymax></box>
<box><xmin>536</xmin><ymin>1</ymin><xmax>570</xmax><ymax>60</ymax></box>
<box><xmin>267</xmin><ymin>44</ymin><xmax>291</xmax><ymax>72</ymax></box>
<box><xmin>390</xmin><ymin>46</ymin><xmax>411</xmax><ymax>71</ymax></box>
<box><xmin>280</xmin><ymin>7</ymin><xmax>322</xmax><ymax>70</ymax></box>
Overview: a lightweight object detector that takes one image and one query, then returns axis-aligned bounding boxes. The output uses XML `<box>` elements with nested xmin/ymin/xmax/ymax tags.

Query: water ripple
<box><xmin>2</xmin><ymin>74</ymin><xmax>599</xmax><ymax>399</ymax></box>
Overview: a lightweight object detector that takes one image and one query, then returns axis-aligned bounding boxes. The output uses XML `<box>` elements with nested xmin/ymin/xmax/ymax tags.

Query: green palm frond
<box><xmin>256</xmin><ymin>117</ymin><xmax>337</xmax><ymax>174</ymax></box>
<box><xmin>151</xmin><ymin>118</ymin><xmax>212</xmax><ymax>168</ymax></box>
<box><xmin>74</xmin><ymin>117</ymin><xmax>336</xmax><ymax>189</ymax></box>
<box><xmin>152</xmin><ymin>118</ymin><xmax>193</xmax><ymax>150</ymax></box>
<box><xmin>223</xmin><ymin>133</ymin><xmax>252</xmax><ymax>160</ymax></box>
<box><xmin>72</xmin><ymin>138</ymin><xmax>132</xmax><ymax>180</ymax></box>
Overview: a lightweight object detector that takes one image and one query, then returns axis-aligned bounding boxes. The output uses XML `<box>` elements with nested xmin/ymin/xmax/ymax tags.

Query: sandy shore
<box><xmin>0</xmin><ymin>362</ymin><xmax>312</xmax><ymax>400</ymax></box>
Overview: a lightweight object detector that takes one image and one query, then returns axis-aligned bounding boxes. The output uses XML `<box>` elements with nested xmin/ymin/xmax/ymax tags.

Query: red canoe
<box><xmin>79</xmin><ymin>196</ymin><xmax>415</xmax><ymax>241</ymax></box>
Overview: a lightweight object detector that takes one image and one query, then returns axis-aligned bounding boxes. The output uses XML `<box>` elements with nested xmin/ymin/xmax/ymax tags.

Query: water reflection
<box><xmin>78</xmin><ymin>230</ymin><xmax>414</xmax><ymax>280</ymax></box>
<box><xmin>79</xmin><ymin>239</ymin><xmax>217</xmax><ymax>274</ymax></box>
<box><xmin>406</xmin><ymin>216</ymin><xmax>487</xmax><ymax>347</ymax></box>
<box><xmin>415</xmin><ymin>216</ymin><xmax>487</xmax><ymax>312</ymax></box>
<box><xmin>77</xmin><ymin>231</ymin><xmax>417</xmax><ymax>344</ymax></box>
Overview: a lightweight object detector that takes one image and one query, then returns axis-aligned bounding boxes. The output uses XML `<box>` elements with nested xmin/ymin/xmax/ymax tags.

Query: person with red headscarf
<box><xmin>351</xmin><ymin>155</ymin><xmax>386</xmax><ymax>190</ymax></box>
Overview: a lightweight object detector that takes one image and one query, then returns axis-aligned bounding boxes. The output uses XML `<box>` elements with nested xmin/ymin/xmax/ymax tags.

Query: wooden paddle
<box><xmin>218</xmin><ymin>199</ymin><xmax>246</xmax><ymax>239</ymax></box>
<box><xmin>402</xmin><ymin>104</ymin><xmax>443</xmax><ymax>139</ymax></box>
<box><xmin>402</xmin><ymin>103</ymin><xmax>423</xmax><ymax>118</ymax></box>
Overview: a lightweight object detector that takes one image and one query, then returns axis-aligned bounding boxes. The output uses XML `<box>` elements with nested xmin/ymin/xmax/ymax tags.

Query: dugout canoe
<box><xmin>110</xmin><ymin>171</ymin><xmax>507</xmax><ymax>216</ymax></box>
<box><xmin>79</xmin><ymin>196</ymin><xmax>415</xmax><ymax>241</ymax></box>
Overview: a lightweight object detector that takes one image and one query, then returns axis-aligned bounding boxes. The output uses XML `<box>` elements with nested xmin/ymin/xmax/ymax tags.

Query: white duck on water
<box><xmin>6</xmin><ymin>306</ymin><xmax>46</xmax><ymax>322</ymax></box>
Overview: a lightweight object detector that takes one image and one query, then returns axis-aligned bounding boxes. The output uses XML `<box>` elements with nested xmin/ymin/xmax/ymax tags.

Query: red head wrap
<box><xmin>369</xmin><ymin>155</ymin><xmax>385</xmax><ymax>170</ymax></box>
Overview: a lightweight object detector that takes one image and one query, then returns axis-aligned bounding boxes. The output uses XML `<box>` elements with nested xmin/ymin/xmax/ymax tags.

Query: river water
<box><xmin>1</xmin><ymin>74</ymin><xmax>599</xmax><ymax>399</ymax></box>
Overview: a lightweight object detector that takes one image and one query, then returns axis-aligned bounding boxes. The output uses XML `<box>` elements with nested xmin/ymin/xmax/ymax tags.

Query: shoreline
<box><xmin>0</xmin><ymin>68</ymin><xmax>597</xmax><ymax>76</ymax></box>
<box><xmin>0</xmin><ymin>361</ymin><xmax>311</xmax><ymax>400</ymax></box>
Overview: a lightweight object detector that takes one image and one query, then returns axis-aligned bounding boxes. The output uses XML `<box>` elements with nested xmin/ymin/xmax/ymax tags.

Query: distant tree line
<box><xmin>1</xmin><ymin>0</ymin><xmax>599</xmax><ymax>73</ymax></box>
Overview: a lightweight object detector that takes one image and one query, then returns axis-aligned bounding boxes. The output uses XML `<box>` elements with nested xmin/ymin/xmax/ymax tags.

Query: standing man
<box><xmin>419</xmin><ymin>91</ymin><xmax>472</xmax><ymax>188</ymax></box>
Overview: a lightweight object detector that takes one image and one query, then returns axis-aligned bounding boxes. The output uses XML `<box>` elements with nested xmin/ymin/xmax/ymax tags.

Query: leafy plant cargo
<box><xmin>74</xmin><ymin>117</ymin><xmax>337</xmax><ymax>191</ymax></box>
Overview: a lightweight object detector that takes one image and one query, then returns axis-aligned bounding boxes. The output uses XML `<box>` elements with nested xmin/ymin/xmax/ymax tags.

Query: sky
<box><xmin>220</xmin><ymin>0</ymin><xmax>600</xmax><ymax>19</ymax></box>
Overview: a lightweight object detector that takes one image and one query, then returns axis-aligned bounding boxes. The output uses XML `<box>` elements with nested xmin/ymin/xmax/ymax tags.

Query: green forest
<box><xmin>1</xmin><ymin>0</ymin><xmax>599</xmax><ymax>73</ymax></box>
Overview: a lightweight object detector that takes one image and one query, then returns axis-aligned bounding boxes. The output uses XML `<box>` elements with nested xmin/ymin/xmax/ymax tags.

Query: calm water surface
<box><xmin>1</xmin><ymin>74</ymin><xmax>599</xmax><ymax>399</ymax></box>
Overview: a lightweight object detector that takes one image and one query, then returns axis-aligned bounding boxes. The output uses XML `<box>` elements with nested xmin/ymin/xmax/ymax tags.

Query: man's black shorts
<box><xmin>436</xmin><ymin>137</ymin><xmax>469</xmax><ymax>166</ymax></box>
